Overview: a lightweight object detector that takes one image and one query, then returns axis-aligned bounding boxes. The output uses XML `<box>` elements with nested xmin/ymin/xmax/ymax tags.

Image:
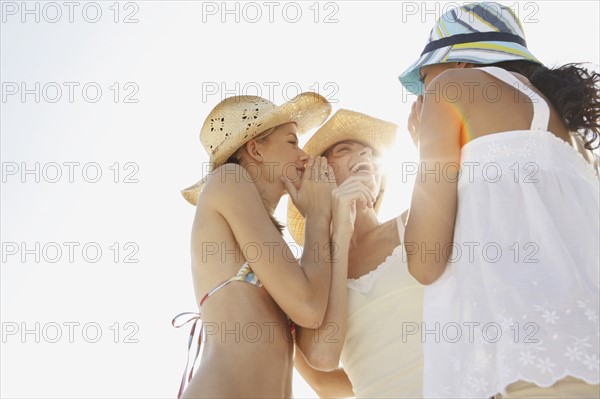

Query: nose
<box><xmin>298</xmin><ymin>148</ymin><xmax>309</xmax><ymax>161</ymax></box>
<box><xmin>359</xmin><ymin>146</ymin><xmax>372</xmax><ymax>158</ymax></box>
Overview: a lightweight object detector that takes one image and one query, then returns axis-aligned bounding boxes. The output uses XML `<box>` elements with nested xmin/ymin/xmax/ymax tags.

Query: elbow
<box><xmin>292</xmin><ymin>295</ymin><xmax>327</xmax><ymax>328</ymax></box>
<box><xmin>407</xmin><ymin>257</ymin><xmax>444</xmax><ymax>286</ymax></box>
<box><xmin>304</xmin><ymin>348</ymin><xmax>340</xmax><ymax>372</ymax></box>
<box><xmin>294</xmin><ymin>302</ymin><xmax>326</xmax><ymax>328</ymax></box>
<box><xmin>413</xmin><ymin>273</ymin><xmax>438</xmax><ymax>286</ymax></box>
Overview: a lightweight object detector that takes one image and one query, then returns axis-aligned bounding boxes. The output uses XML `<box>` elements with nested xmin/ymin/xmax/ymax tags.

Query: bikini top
<box><xmin>199</xmin><ymin>262</ymin><xmax>262</xmax><ymax>306</ymax></box>
<box><xmin>171</xmin><ymin>262</ymin><xmax>262</xmax><ymax>398</ymax></box>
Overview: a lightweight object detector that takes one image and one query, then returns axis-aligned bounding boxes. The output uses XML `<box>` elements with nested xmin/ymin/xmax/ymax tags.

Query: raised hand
<box><xmin>407</xmin><ymin>95</ymin><xmax>424</xmax><ymax>148</ymax></box>
<box><xmin>331</xmin><ymin>175</ymin><xmax>376</xmax><ymax>240</ymax></box>
<box><xmin>283</xmin><ymin>156</ymin><xmax>336</xmax><ymax>220</ymax></box>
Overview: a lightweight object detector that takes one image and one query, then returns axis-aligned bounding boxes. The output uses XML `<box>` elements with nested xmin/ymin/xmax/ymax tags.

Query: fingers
<box><xmin>323</xmin><ymin>163</ymin><xmax>336</xmax><ymax>185</ymax></box>
<box><xmin>303</xmin><ymin>156</ymin><xmax>333</xmax><ymax>183</ymax></box>
<box><xmin>294</xmin><ymin>156</ymin><xmax>336</xmax><ymax>219</ymax></box>
<box><xmin>408</xmin><ymin>96</ymin><xmax>424</xmax><ymax>147</ymax></box>
<box><xmin>333</xmin><ymin>179</ymin><xmax>376</xmax><ymax>208</ymax></box>
<box><xmin>415</xmin><ymin>95</ymin><xmax>424</xmax><ymax>113</ymax></box>
<box><xmin>304</xmin><ymin>156</ymin><xmax>316</xmax><ymax>181</ymax></box>
<box><xmin>281</xmin><ymin>176</ymin><xmax>297</xmax><ymax>200</ymax></box>
<box><xmin>316</xmin><ymin>156</ymin><xmax>332</xmax><ymax>182</ymax></box>
<box><xmin>335</xmin><ymin>186</ymin><xmax>373</xmax><ymax>210</ymax></box>
<box><xmin>316</xmin><ymin>156</ymin><xmax>328</xmax><ymax>180</ymax></box>
<box><xmin>336</xmin><ymin>176</ymin><xmax>377</xmax><ymax>203</ymax></box>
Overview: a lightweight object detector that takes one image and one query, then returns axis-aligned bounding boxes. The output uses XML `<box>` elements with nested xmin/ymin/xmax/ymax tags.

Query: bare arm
<box><xmin>296</xmin><ymin>228</ymin><xmax>349</xmax><ymax>370</ymax></box>
<box><xmin>404</xmin><ymin>71</ymin><xmax>462</xmax><ymax>285</ymax></box>
<box><xmin>297</xmin><ymin>176</ymin><xmax>375</xmax><ymax>370</ymax></box>
<box><xmin>295</xmin><ymin>345</ymin><xmax>354</xmax><ymax>399</ymax></box>
<box><xmin>203</xmin><ymin>159</ymin><xmax>333</xmax><ymax>327</ymax></box>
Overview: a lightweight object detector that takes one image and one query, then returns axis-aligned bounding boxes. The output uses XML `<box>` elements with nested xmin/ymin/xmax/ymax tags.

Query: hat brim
<box><xmin>182</xmin><ymin>92</ymin><xmax>332</xmax><ymax>206</ymax></box>
<box><xmin>181</xmin><ymin>175</ymin><xmax>209</xmax><ymax>206</ymax></box>
<box><xmin>302</xmin><ymin>109</ymin><xmax>398</xmax><ymax>158</ymax></box>
<box><xmin>286</xmin><ymin>109</ymin><xmax>397</xmax><ymax>246</ymax></box>
<box><xmin>399</xmin><ymin>41</ymin><xmax>541</xmax><ymax>95</ymax></box>
<box><xmin>210</xmin><ymin>92</ymin><xmax>331</xmax><ymax>166</ymax></box>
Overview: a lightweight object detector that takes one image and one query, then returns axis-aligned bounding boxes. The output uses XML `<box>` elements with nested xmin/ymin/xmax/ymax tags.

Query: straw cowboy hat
<box><xmin>287</xmin><ymin>109</ymin><xmax>398</xmax><ymax>246</ymax></box>
<box><xmin>399</xmin><ymin>1</ymin><xmax>541</xmax><ymax>95</ymax></box>
<box><xmin>181</xmin><ymin>93</ymin><xmax>332</xmax><ymax>205</ymax></box>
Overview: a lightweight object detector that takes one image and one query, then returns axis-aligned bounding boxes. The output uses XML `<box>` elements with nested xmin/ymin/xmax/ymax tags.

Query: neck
<box><xmin>244</xmin><ymin>163</ymin><xmax>283</xmax><ymax>214</ymax></box>
<box><xmin>254</xmin><ymin>180</ymin><xmax>283</xmax><ymax>214</ymax></box>
<box><xmin>350</xmin><ymin>207</ymin><xmax>380</xmax><ymax>248</ymax></box>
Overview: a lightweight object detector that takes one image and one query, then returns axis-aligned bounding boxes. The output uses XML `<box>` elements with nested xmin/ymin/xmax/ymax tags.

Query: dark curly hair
<box><xmin>489</xmin><ymin>61</ymin><xmax>600</xmax><ymax>150</ymax></box>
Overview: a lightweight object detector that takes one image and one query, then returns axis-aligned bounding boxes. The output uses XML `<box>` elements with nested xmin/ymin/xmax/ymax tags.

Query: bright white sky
<box><xmin>1</xmin><ymin>1</ymin><xmax>598</xmax><ymax>398</ymax></box>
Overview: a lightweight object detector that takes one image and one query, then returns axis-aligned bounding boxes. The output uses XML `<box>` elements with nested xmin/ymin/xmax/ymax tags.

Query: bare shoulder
<box><xmin>195</xmin><ymin>163</ymin><xmax>275</xmax><ymax>237</ymax></box>
<box><xmin>432</xmin><ymin>67</ymin><xmax>530</xmax><ymax>96</ymax></box>
<box><xmin>419</xmin><ymin>70</ymin><xmax>464</xmax><ymax>149</ymax></box>
<box><xmin>191</xmin><ymin>163</ymin><xmax>267</xmax><ymax>243</ymax></box>
<box><xmin>424</xmin><ymin>68</ymin><xmax>496</xmax><ymax>111</ymax></box>
<box><xmin>200</xmin><ymin>163</ymin><xmax>259</xmax><ymax>207</ymax></box>
<box><xmin>435</xmin><ymin>67</ymin><xmax>491</xmax><ymax>83</ymax></box>
<box><xmin>433</xmin><ymin>68</ymin><xmax>500</xmax><ymax>87</ymax></box>
<box><xmin>423</xmin><ymin>68</ymin><xmax>480</xmax><ymax>105</ymax></box>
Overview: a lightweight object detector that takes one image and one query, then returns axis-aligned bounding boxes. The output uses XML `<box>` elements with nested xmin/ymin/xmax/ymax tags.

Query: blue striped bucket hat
<box><xmin>399</xmin><ymin>2</ymin><xmax>541</xmax><ymax>95</ymax></box>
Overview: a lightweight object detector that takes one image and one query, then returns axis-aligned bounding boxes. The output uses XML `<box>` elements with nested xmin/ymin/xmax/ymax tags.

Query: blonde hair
<box><xmin>225</xmin><ymin>125</ymin><xmax>286</xmax><ymax>234</ymax></box>
<box><xmin>226</xmin><ymin>126</ymin><xmax>279</xmax><ymax>165</ymax></box>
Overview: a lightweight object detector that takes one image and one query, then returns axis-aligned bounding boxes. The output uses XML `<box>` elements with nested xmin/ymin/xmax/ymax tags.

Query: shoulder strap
<box><xmin>396</xmin><ymin>213</ymin><xmax>406</xmax><ymax>243</ymax></box>
<box><xmin>476</xmin><ymin>66</ymin><xmax>550</xmax><ymax>132</ymax></box>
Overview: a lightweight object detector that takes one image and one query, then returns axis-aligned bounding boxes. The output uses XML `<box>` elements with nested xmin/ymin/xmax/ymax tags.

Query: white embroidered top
<box><xmin>423</xmin><ymin>67</ymin><xmax>600</xmax><ymax>398</ymax></box>
<box><xmin>340</xmin><ymin>216</ymin><xmax>425</xmax><ymax>398</ymax></box>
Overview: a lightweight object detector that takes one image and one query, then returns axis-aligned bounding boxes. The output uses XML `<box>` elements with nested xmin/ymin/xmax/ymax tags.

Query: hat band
<box><xmin>421</xmin><ymin>32</ymin><xmax>527</xmax><ymax>55</ymax></box>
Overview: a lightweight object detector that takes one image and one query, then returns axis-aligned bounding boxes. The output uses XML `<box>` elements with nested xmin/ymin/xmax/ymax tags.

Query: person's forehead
<box><xmin>329</xmin><ymin>139</ymin><xmax>367</xmax><ymax>149</ymax></box>
<box><xmin>272</xmin><ymin>123</ymin><xmax>298</xmax><ymax>137</ymax></box>
<box><xmin>332</xmin><ymin>139</ymin><xmax>380</xmax><ymax>154</ymax></box>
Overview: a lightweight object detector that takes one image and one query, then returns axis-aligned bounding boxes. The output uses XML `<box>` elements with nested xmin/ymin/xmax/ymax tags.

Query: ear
<box><xmin>243</xmin><ymin>139</ymin><xmax>264</xmax><ymax>163</ymax></box>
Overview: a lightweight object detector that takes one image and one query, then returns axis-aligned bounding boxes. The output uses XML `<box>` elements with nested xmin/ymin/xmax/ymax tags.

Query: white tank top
<box><xmin>340</xmin><ymin>216</ymin><xmax>425</xmax><ymax>398</ymax></box>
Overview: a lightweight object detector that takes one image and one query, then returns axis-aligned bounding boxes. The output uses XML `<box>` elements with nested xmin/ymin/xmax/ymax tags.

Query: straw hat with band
<box><xmin>181</xmin><ymin>93</ymin><xmax>332</xmax><ymax>206</ymax></box>
<box><xmin>287</xmin><ymin>109</ymin><xmax>398</xmax><ymax>246</ymax></box>
<box><xmin>399</xmin><ymin>1</ymin><xmax>542</xmax><ymax>96</ymax></box>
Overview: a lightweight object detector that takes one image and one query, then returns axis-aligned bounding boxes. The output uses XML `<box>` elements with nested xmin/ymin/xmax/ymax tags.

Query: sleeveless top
<box><xmin>423</xmin><ymin>67</ymin><xmax>600</xmax><ymax>398</ymax></box>
<box><xmin>340</xmin><ymin>216</ymin><xmax>425</xmax><ymax>398</ymax></box>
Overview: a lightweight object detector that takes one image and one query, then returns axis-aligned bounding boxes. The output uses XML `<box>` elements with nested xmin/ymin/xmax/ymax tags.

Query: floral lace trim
<box><xmin>462</xmin><ymin>130</ymin><xmax>599</xmax><ymax>184</ymax></box>
<box><xmin>346</xmin><ymin>244</ymin><xmax>405</xmax><ymax>294</ymax></box>
<box><xmin>427</xmin><ymin>370</ymin><xmax>600</xmax><ymax>398</ymax></box>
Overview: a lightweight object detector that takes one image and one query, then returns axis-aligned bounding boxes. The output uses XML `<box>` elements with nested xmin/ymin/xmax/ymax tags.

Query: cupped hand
<box><xmin>407</xmin><ymin>95</ymin><xmax>424</xmax><ymax>148</ymax></box>
<box><xmin>331</xmin><ymin>175</ymin><xmax>376</xmax><ymax>238</ymax></box>
<box><xmin>283</xmin><ymin>156</ymin><xmax>336</xmax><ymax>220</ymax></box>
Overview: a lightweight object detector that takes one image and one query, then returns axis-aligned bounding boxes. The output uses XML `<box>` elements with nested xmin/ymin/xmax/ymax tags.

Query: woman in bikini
<box><xmin>173</xmin><ymin>93</ymin><xmax>341</xmax><ymax>398</ymax></box>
